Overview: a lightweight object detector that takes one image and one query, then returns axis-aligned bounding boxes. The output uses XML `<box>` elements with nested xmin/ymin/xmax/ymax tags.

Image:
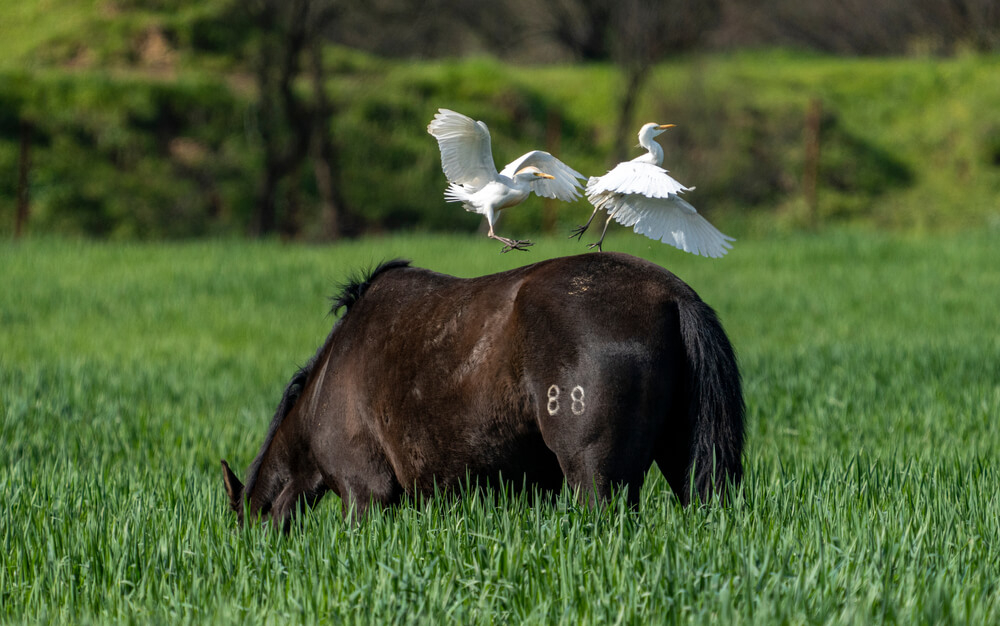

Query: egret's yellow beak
<box><xmin>657</xmin><ymin>124</ymin><xmax>676</xmax><ymax>130</ymax></box>
<box><xmin>536</xmin><ymin>172</ymin><xmax>555</xmax><ymax>179</ymax></box>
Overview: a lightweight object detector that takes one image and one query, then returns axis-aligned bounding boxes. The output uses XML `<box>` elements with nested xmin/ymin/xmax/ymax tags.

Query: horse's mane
<box><xmin>330</xmin><ymin>258</ymin><xmax>412</xmax><ymax>315</ymax></box>
<box><xmin>243</xmin><ymin>259</ymin><xmax>412</xmax><ymax>497</ymax></box>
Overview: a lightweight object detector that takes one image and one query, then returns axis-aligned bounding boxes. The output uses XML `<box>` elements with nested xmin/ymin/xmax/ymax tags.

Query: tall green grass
<box><xmin>2</xmin><ymin>233</ymin><xmax>998</xmax><ymax>623</ymax></box>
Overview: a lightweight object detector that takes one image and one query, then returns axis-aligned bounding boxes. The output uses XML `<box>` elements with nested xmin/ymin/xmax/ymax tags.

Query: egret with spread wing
<box><xmin>573</xmin><ymin>123</ymin><xmax>734</xmax><ymax>257</ymax></box>
<box><xmin>428</xmin><ymin>108</ymin><xmax>585</xmax><ymax>252</ymax></box>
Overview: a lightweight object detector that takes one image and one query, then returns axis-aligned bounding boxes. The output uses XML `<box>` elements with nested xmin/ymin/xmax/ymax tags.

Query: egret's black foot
<box><xmin>569</xmin><ymin>224</ymin><xmax>589</xmax><ymax>241</ymax></box>
<box><xmin>499</xmin><ymin>238</ymin><xmax>534</xmax><ymax>253</ymax></box>
<box><xmin>586</xmin><ymin>240</ymin><xmax>604</xmax><ymax>252</ymax></box>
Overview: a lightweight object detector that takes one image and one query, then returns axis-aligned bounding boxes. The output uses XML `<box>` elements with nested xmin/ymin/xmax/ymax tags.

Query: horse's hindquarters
<box><xmin>511</xmin><ymin>256</ymin><xmax>693</xmax><ymax>505</ymax></box>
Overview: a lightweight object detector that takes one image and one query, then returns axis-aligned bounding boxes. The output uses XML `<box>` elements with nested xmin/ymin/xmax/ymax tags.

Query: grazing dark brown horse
<box><xmin>222</xmin><ymin>252</ymin><xmax>744</xmax><ymax>529</ymax></box>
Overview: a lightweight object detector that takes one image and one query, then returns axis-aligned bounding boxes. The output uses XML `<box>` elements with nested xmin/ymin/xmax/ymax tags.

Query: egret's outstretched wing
<box><xmin>427</xmin><ymin>109</ymin><xmax>498</xmax><ymax>189</ymax></box>
<box><xmin>587</xmin><ymin>162</ymin><xmax>733</xmax><ymax>258</ymax></box>
<box><xmin>587</xmin><ymin>161</ymin><xmax>690</xmax><ymax>199</ymax></box>
<box><xmin>605</xmin><ymin>193</ymin><xmax>734</xmax><ymax>258</ymax></box>
<box><xmin>500</xmin><ymin>150</ymin><xmax>585</xmax><ymax>201</ymax></box>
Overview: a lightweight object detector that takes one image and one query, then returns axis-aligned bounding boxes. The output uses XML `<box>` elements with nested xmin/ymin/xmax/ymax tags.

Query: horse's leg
<box><xmin>538</xmin><ymin>381</ymin><xmax>655</xmax><ymax>509</ymax></box>
<box><xmin>269</xmin><ymin>475</ymin><xmax>328</xmax><ymax>532</ymax></box>
<box><xmin>336</xmin><ymin>472</ymin><xmax>403</xmax><ymax>522</ymax></box>
<box><xmin>338</xmin><ymin>490</ymin><xmax>371</xmax><ymax>523</ymax></box>
<box><xmin>653</xmin><ymin>389</ymin><xmax>697</xmax><ymax>505</ymax></box>
<box><xmin>543</xmin><ymin>400</ymin><xmax>652</xmax><ymax>506</ymax></box>
<box><xmin>654</xmin><ymin>444</ymin><xmax>695</xmax><ymax>505</ymax></box>
<box><xmin>557</xmin><ymin>448</ymin><xmax>646</xmax><ymax>508</ymax></box>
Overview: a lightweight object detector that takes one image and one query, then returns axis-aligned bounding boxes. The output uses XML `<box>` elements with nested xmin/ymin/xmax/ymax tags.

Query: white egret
<box><xmin>428</xmin><ymin>108</ymin><xmax>585</xmax><ymax>252</ymax></box>
<box><xmin>573</xmin><ymin>123</ymin><xmax>734</xmax><ymax>257</ymax></box>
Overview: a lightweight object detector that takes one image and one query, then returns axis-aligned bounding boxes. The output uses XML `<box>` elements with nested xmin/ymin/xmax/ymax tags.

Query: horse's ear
<box><xmin>221</xmin><ymin>460</ymin><xmax>244</xmax><ymax>515</ymax></box>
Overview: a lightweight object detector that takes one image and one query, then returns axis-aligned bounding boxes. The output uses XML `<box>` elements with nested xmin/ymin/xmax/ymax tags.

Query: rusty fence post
<box><xmin>803</xmin><ymin>98</ymin><xmax>822</xmax><ymax>229</ymax></box>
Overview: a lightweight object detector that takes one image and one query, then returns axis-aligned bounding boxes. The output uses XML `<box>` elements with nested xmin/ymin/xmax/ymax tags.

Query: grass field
<box><xmin>1</xmin><ymin>232</ymin><xmax>998</xmax><ymax>623</ymax></box>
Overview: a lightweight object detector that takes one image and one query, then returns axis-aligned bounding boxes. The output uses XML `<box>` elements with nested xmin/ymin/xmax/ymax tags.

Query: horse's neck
<box><xmin>247</xmin><ymin>433</ymin><xmax>291</xmax><ymax>516</ymax></box>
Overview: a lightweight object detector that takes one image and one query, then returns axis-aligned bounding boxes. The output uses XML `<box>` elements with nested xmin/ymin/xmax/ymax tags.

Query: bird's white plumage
<box><xmin>428</xmin><ymin>108</ymin><xmax>585</xmax><ymax>252</ymax></box>
<box><xmin>427</xmin><ymin>109</ymin><xmax>497</xmax><ymax>189</ymax></box>
<box><xmin>590</xmin><ymin>187</ymin><xmax>733</xmax><ymax>258</ymax></box>
<box><xmin>428</xmin><ymin>108</ymin><xmax>584</xmax><ymax>204</ymax></box>
<box><xmin>586</xmin><ymin>161</ymin><xmax>691</xmax><ymax>201</ymax></box>
<box><xmin>499</xmin><ymin>150</ymin><xmax>585</xmax><ymax>202</ymax></box>
<box><xmin>580</xmin><ymin>123</ymin><xmax>733</xmax><ymax>257</ymax></box>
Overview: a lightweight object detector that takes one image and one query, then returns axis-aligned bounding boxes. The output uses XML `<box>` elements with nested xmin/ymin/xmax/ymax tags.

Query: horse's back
<box><xmin>351</xmin><ymin>251</ymin><xmax>695</xmax><ymax>427</ymax></box>
<box><xmin>513</xmin><ymin>252</ymin><xmax>696</xmax><ymax>334</ymax></box>
<box><xmin>330</xmin><ymin>253</ymin><xmax>699</xmax><ymax>501</ymax></box>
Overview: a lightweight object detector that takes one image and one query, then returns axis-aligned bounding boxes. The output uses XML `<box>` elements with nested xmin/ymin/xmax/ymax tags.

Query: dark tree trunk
<box><xmin>542</xmin><ymin>108</ymin><xmax>562</xmax><ymax>233</ymax></box>
<box><xmin>15</xmin><ymin>120</ymin><xmax>32</xmax><ymax>239</ymax></box>
<box><xmin>281</xmin><ymin>162</ymin><xmax>303</xmax><ymax>239</ymax></box>
<box><xmin>308</xmin><ymin>40</ymin><xmax>343</xmax><ymax>241</ymax></box>
<box><xmin>251</xmin><ymin>0</ymin><xmax>311</xmax><ymax>237</ymax></box>
<box><xmin>255</xmin><ymin>168</ymin><xmax>280</xmax><ymax>235</ymax></box>
<box><xmin>612</xmin><ymin>64</ymin><xmax>649</xmax><ymax>165</ymax></box>
<box><xmin>248</xmin><ymin>0</ymin><xmax>343</xmax><ymax>239</ymax></box>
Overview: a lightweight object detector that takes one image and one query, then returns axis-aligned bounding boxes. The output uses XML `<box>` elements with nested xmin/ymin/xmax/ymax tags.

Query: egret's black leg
<box><xmin>586</xmin><ymin>214</ymin><xmax>614</xmax><ymax>252</ymax></box>
<box><xmin>570</xmin><ymin>208</ymin><xmax>600</xmax><ymax>241</ymax></box>
<box><xmin>487</xmin><ymin>221</ymin><xmax>533</xmax><ymax>253</ymax></box>
<box><xmin>490</xmin><ymin>233</ymin><xmax>534</xmax><ymax>253</ymax></box>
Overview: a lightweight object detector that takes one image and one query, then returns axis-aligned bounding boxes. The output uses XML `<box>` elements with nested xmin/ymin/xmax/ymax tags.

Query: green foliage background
<box><xmin>1</xmin><ymin>2</ymin><xmax>999</xmax><ymax>238</ymax></box>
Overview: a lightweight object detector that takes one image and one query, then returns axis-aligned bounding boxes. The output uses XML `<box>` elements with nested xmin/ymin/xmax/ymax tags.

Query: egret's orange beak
<box><xmin>657</xmin><ymin>124</ymin><xmax>676</xmax><ymax>130</ymax></box>
<box><xmin>536</xmin><ymin>172</ymin><xmax>555</xmax><ymax>179</ymax></box>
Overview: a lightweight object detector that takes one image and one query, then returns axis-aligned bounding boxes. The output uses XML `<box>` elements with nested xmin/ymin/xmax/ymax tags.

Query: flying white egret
<box><xmin>428</xmin><ymin>108</ymin><xmax>585</xmax><ymax>252</ymax></box>
<box><xmin>573</xmin><ymin>123</ymin><xmax>734</xmax><ymax>257</ymax></box>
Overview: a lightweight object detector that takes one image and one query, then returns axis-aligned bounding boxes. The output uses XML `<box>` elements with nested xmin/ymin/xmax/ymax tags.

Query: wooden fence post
<box><xmin>803</xmin><ymin>98</ymin><xmax>822</xmax><ymax>229</ymax></box>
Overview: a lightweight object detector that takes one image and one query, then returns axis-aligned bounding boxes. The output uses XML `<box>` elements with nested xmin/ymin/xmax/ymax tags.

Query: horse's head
<box><xmin>220</xmin><ymin>260</ymin><xmax>412</xmax><ymax>529</ymax></box>
<box><xmin>221</xmin><ymin>459</ymin><xmax>247</xmax><ymax>526</ymax></box>
<box><xmin>220</xmin><ymin>350</ymin><xmax>320</xmax><ymax>531</ymax></box>
<box><xmin>222</xmin><ymin>453</ymin><xmax>305</xmax><ymax>531</ymax></box>
<box><xmin>221</xmin><ymin>457</ymin><xmax>298</xmax><ymax>530</ymax></box>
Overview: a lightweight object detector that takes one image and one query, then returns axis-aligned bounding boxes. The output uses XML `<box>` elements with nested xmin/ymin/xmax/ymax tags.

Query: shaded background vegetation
<box><xmin>1</xmin><ymin>0</ymin><xmax>999</xmax><ymax>240</ymax></box>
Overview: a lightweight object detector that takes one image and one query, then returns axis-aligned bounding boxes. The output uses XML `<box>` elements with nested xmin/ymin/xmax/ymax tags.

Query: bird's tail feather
<box><xmin>444</xmin><ymin>183</ymin><xmax>470</xmax><ymax>203</ymax></box>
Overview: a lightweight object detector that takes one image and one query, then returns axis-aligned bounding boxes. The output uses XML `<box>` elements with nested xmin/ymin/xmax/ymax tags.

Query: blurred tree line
<box><xmin>1</xmin><ymin>0</ymin><xmax>997</xmax><ymax>239</ymax></box>
<box><xmin>335</xmin><ymin>0</ymin><xmax>999</xmax><ymax>59</ymax></box>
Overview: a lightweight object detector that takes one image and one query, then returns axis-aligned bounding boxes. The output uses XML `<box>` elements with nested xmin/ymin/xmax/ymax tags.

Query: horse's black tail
<box><xmin>677</xmin><ymin>297</ymin><xmax>745</xmax><ymax>504</ymax></box>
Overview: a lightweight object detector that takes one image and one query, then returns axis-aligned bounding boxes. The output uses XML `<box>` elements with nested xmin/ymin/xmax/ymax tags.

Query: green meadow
<box><xmin>1</xmin><ymin>232</ymin><xmax>998</xmax><ymax>623</ymax></box>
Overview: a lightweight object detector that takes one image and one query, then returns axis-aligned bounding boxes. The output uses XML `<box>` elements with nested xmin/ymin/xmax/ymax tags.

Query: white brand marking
<box><xmin>546</xmin><ymin>385</ymin><xmax>560</xmax><ymax>415</ymax></box>
<box><xmin>571</xmin><ymin>386</ymin><xmax>585</xmax><ymax>415</ymax></box>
